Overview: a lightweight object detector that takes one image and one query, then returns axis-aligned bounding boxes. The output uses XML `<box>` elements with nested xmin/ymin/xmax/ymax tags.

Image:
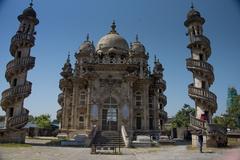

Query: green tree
<box><xmin>171</xmin><ymin>104</ymin><xmax>195</xmax><ymax>128</ymax></box>
<box><xmin>214</xmin><ymin>94</ymin><xmax>240</xmax><ymax>129</ymax></box>
<box><xmin>34</xmin><ymin>114</ymin><xmax>51</xmax><ymax>128</ymax></box>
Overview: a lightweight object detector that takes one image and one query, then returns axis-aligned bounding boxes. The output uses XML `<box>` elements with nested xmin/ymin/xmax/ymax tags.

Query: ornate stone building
<box><xmin>57</xmin><ymin>22</ymin><xmax>167</xmax><ymax>142</ymax></box>
<box><xmin>0</xmin><ymin>2</ymin><xmax>39</xmax><ymax>143</ymax></box>
<box><xmin>185</xmin><ymin>5</ymin><xmax>227</xmax><ymax>147</ymax></box>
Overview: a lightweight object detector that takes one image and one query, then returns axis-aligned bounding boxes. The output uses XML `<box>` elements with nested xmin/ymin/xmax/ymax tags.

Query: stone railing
<box><xmin>206</xmin><ymin>124</ymin><xmax>226</xmax><ymax>135</ymax></box>
<box><xmin>159</xmin><ymin>93</ymin><xmax>167</xmax><ymax>105</ymax></box>
<box><xmin>10</xmin><ymin>33</ymin><xmax>35</xmax><ymax>55</ymax></box>
<box><xmin>190</xmin><ymin>35</ymin><xmax>210</xmax><ymax>46</ymax></box>
<box><xmin>11</xmin><ymin>32</ymin><xmax>35</xmax><ymax>45</ymax></box>
<box><xmin>7</xmin><ymin>111</ymin><xmax>29</xmax><ymax>129</ymax></box>
<box><xmin>57</xmin><ymin>109</ymin><xmax>62</xmax><ymax>120</ymax></box>
<box><xmin>1</xmin><ymin>83</ymin><xmax>32</xmax><ymax>106</ymax></box>
<box><xmin>6</xmin><ymin>57</ymin><xmax>35</xmax><ymax>79</ymax></box>
<box><xmin>121</xmin><ymin>125</ymin><xmax>129</xmax><ymax>147</ymax></box>
<box><xmin>189</xmin><ymin>115</ymin><xmax>206</xmax><ymax>130</ymax></box>
<box><xmin>188</xmin><ymin>85</ymin><xmax>216</xmax><ymax>104</ymax></box>
<box><xmin>186</xmin><ymin>58</ymin><xmax>213</xmax><ymax>73</ymax></box>
<box><xmin>58</xmin><ymin>93</ymin><xmax>64</xmax><ymax>105</ymax></box>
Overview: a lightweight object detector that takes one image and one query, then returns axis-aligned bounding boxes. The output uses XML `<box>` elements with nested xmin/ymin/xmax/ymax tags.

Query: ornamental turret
<box><xmin>151</xmin><ymin>56</ymin><xmax>167</xmax><ymax>129</ymax></box>
<box><xmin>0</xmin><ymin>2</ymin><xmax>39</xmax><ymax>135</ymax></box>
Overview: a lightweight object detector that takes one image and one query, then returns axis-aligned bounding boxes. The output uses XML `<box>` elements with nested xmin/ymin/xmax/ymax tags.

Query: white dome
<box><xmin>96</xmin><ymin>33</ymin><xmax>129</xmax><ymax>53</ymax></box>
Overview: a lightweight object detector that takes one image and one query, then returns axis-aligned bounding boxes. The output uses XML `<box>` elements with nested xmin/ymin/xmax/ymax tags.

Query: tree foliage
<box><xmin>34</xmin><ymin>114</ymin><xmax>51</xmax><ymax>128</ymax></box>
<box><xmin>214</xmin><ymin>90</ymin><xmax>240</xmax><ymax>129</ymax></box>
<box><xmin>171</xmin><ymin>104</ymin><xmax>195</xmax><ymax>128</ymax></box>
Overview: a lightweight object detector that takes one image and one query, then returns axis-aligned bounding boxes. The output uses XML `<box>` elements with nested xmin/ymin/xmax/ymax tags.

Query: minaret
<box><xmin>58</xmin><ymin>54</ymin><xmax>73</xmax><ymax>131</ymax></box>
<box><xmin>152</xmin><ymin>57</ymin><xmax>167</xmax><ymax>130</ymax></box>
<box><xmin>1</xmin><ymin>2</ymin><xmax>39</xmax><ymax>132</ymax></box>
<box><xmin>185</xmin><ymin>5</ymin><xmax>218</xmax><ymax>146</ymax></box>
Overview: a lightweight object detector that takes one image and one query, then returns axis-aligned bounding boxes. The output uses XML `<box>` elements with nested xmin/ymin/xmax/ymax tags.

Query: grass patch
<box><xmin>0</xmin><ymin>143</ymin><xmax>32</xmax><ymax>147</ymax></box>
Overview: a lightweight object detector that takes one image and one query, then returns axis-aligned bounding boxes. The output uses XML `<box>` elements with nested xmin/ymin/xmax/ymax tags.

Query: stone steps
<box><xmin>93</xmin><ymin>131</ymin><xmax>125</xmax><ymax>147</ymax></box>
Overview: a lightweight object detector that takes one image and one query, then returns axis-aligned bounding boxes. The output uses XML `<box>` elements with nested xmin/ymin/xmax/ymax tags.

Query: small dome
<box><xmin>187</xmin><ymin>9</ymin><xmax>201</xmax><ymax>19</ymax></box>
<box><xmin>96</xmin><ymin>21</ymin><xmax>129</xmax><ymax>54</ymax></box>
<box><xmin>96</xmin><ymin>34</ymin><xmax>129</xmax><ymax>52</ymax></box>
<box><xmin>78</xmin><ymin>35</ymin><xmax>95</xmax><ymax>54</ymax></box>
<box><xmin>131</xmin><ymin>35</ymin><xmax>145</xmax><ymax>54</ymax></box>
<box><xmin>23</xmin><ymin>6</ymin><xmax>37</xmax><ymax>18</ymax></box>
<box><xmin>18</xmin><ymin>4</ymin><xmax>39</xmax><ymax>25</ymax></box>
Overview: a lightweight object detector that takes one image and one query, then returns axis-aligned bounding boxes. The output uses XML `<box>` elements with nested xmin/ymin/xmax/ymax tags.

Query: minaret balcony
<box><xmin>6</xmin><ymin>112</ymin><xmax>29</xmax><ymax>129</ymax></box>
<box><xmin>10</xmin><ymin>33</ymin><xmax>35</xmax><ymax>56</ymax></box>
<box><xmin>158</xmin><ymin>109</ymin><xmax>168</xmax><ymax>120</ymax></box>
<box><xmin>58</xmin><ymin>93</ymin><xmax>64</xmax><ymax>105</ymax></box>
<box><xmin>1</xmin><ymin>83</ymin><xmax>32</xmax><ymax>108</ymax></box>
<box><xmin>186</xmin><ymin>58</ymin><xmax>214</xmax><ymax>83</ymax></box>
<box><xmin>57</xmin><ymin>109</ymin><xmax>62</xmax><ymax>121</ymax></box>
<box><xmin>59</xmin><ymin>79</ymin><xmax>73</xmax><ymax>90</ymax></box>
<box><xmin>188</xmin><ymin>85</ymin><xmax>217</xmax><ymax>107</ymax></box>
<box><xmin>155</xmin><ymin>79</ymin><xmax>166</xmax><ymax>91</ymax></box>
<box><xmin>189</xmin><ymin>115</ymin><xmax>206</xmax><ymax>130</ymax></box>
<box><xmin>188</xmin><ymin>35</ymin><xmax>210</xmax><ymax>46</ymax></box>
<box><xmin>158</xmin><ymin>93</ymin><xmax>167</xmax><ymax>106</ymax></box>
<box><xmin>5</xmin><ymin>57</ymin><xmax>35</xmax><ymax>81</ymax></box>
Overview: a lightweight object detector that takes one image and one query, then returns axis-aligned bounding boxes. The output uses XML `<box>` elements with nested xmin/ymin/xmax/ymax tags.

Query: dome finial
<box><xmin>67</xmin><ymin>51</ymin><xmax>70</xmax><ymax>63</ymax></box>
<box><xmin>136</xmin><ymin>34</ymin><xmax>139</xmax><ymax>42</ymax></box>
<box><xmin>154</xmin><ymin>54</ymin><xmax>157</xmax><ymax>63</ymax></box>
<box><xmin>191</xmin><ymin>1</ymin><xmax>194</xmax><ymax>9</ymax></box>
<box><xmin>109</xmin><ymin>20</ymin><xmax>118</xmax><ymax>34</ymax></box>
<box><xmin>86</xmin><ymin>33</ymin><xmax>90</xmax><ymax>41</ymax></box>
<box><xmin>30</xmin><ymin>0</ymin><xmax>33</xmax><ymax>7</ymax></box>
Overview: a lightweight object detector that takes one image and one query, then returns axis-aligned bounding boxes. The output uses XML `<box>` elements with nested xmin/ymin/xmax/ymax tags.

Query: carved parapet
<box><xmin>5</xmin><ymin>56</ymin><xmax>35</xmax><ymax>81</ymax></box>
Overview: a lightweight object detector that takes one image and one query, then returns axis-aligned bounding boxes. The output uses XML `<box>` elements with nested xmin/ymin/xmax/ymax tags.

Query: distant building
<box><xmin>227</xmin><ymin>87</ymin><xmax>238</xmax><ymax>108</ymax></box>
<box><xmin>57</xmin><ymin>22</ymin><xmax>167</xmax><ymax>140</ymax></box>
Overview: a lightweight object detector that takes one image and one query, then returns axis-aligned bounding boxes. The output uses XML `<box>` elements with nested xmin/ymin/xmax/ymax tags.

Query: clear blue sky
<box><xmin>0</xmin><ymin>0</ymin><xmax>240</xmax><ymax>120</ymax></box>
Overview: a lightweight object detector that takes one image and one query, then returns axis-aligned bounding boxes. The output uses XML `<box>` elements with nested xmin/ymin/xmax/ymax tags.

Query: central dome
<box><xmin>96</xmin><ymin>22</ymin><xmax>129</xmax><ymax>54</ymax></box>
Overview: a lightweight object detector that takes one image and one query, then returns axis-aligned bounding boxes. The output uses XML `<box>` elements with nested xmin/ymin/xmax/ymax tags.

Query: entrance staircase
<box><xmin>190</xmin><ymin>115</ymin><xmax>228</xmax><ymax>147</ymax></box>
<box><xmin>92</xmin><ymin>131</ymin><xmax>125</xmax><ymax>147</ymax></box>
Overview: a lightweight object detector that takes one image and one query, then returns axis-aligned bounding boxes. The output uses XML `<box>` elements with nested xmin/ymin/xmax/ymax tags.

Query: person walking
<box><xmin>198</xmin><ymin>131</ymin><xmax>203</xmax><ymax>153</ymax></box>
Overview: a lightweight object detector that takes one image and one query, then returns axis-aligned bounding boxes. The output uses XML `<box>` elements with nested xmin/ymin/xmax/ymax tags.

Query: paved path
<box><xmin>0</xmin><ymin>145</ymin><xmax>239</xmax><ymax>160</ymax></box>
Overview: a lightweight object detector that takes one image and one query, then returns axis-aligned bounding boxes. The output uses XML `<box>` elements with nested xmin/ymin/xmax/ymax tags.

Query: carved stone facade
<box><xmin>57</xmin><ymin>22</ymin><xmax>167</xmax><ymax>137</ymax></box>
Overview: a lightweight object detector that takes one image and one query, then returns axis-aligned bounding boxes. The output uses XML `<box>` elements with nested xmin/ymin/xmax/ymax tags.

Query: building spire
<box><xmin>30</xmin><ymin>0</ymin><xmax>33</xmax><ymax>7</ymax></box>
<box><xmin>86</xmin><ymin>33</ymin><xmax>89</xmax><ymax>41</ymax></box>
<box><xmin>191</xmin><ymin>1</ymin><xmax>194</xmax><ymax>9</ymax></box>
<box><xmin>154</xmin><ymin>54</ymin><xmax>157</xmax><ymax>63</ymax></box>
<box><xmin>109</xmin><ymin>20</ymin><xmax>118</xmax><ymax>34</ymax></box>
<box><xmin>136</xmin><ymin>34</ymin><xmax>139</xmax><ymax>42</ymax></box>
<box><xmin>67</xmin><ymin>52</ymin><xmax>70</xmax><ymax>63</ymax></box>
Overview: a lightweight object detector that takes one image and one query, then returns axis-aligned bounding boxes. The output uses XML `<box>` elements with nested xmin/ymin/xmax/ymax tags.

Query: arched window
<box><xmin>12</xmin><ymin>78</ymin><xmax>17</xmax><ymax>87</ymax></box>
<box><xmin>79</xmin><ymin>114</ymin><xmax>84</xmax><ymax>129</ymax></box>
<box><xmin>135</xmin><ymin>91</ymin><xmax>142</xmax><ymax>106</ymax></box>
<box><xmin>102</xmin><ymin>97</ymin><xmax>118</xmax><ymax>130</ymax></box>
<box><xmin>149</xmin><ymin>96</ymin><xmax>153</xmax><ymax>108</ymax></box>
<box><xmin>80</xmin><ymin>91</ymin><xmax>86</xmax><ymax>105</ymax></box>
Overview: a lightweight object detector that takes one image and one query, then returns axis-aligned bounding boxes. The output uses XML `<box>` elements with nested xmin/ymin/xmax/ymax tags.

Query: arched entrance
<box><xmin>102</xmin><ymin>97</ymin><xmax>118</xmax><ymax>131</ymax></box>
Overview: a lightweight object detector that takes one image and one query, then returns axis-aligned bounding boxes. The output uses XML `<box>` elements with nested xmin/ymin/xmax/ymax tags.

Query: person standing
<box><xmin>198</xmin><ymin>131</ymin><xmax>203</xmax><ymax>153</ymax></box>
